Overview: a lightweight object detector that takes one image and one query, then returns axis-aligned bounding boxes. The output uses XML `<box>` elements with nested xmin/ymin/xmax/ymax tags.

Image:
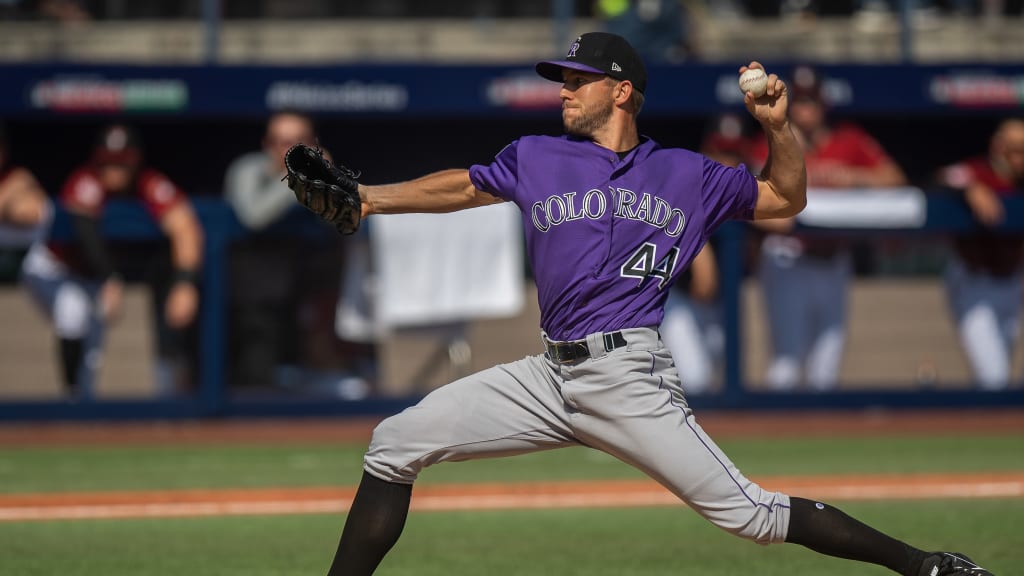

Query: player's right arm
<box><xmin>738</xmin><ymin>62</ymin><xmax>807</xmax><ymax>221</ymax></box>
<box><xmin>359</xmin><ymin>169</ymin><xmax>503</xmax><ymax>217</ymax></box>
<box><xmin>941</xmin><ymin>160</ymin><xmax>1004</xmax><ymax>227</ymax></box>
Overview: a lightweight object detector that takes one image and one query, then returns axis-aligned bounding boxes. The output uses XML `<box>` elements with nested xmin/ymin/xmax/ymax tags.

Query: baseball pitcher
<box><xmin>284</xmin><ymin>32</ymin><xmax>994</xmax><ymax>576</ymax></box>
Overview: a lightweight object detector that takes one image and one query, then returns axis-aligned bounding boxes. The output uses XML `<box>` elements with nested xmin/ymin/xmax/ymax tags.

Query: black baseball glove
<box><xmin>283</xmin><ymin>143</ymin><xmax>362</xmax><ymax>235</ymax></box>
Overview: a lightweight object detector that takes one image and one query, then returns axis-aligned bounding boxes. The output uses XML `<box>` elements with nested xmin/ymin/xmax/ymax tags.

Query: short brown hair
<box><xmin>607</xmin><ymin>77</ymin><xmax>645</xmax><ymax>116</ymax></box>
<box><xmin>630</xmin><ymin>90</ymin><xmax>645</xmax><ymax>116</ymax></box>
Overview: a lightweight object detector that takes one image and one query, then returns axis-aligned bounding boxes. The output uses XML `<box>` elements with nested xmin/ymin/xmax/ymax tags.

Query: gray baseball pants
<box><xmin>364</xmin><ymin>326</ymin><xmax>791</xmax><ymax>545</ymax></box>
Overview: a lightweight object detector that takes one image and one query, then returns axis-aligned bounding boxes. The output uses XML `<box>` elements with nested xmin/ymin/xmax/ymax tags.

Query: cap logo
<box><xmin>611</xmin><ymin>62</ymin><xmax>622</xmax><ymax>72</ymax></box>
<box><xmin>567</xmin><ymin>39</ymin><xmax>580</xmax><ymax>58</ymax></box>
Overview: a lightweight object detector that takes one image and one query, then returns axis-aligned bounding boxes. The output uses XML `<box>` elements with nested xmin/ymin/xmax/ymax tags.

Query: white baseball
<box><xmin>738</xmin><ymin>68</ymin><xmax>768</xmax><ymax>98</ymax></box>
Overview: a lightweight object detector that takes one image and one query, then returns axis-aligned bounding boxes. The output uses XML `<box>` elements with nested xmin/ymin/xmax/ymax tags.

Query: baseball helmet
<box><xmin>701</xmin><ymin>113</ymin><xmax>749</xmax><ymax>157</ymax></box>
<box><xmin>91</xmin><ymin>124</ymin><xmax>143</xmax><ymax>167</ymax></box>
<box><xmin>789</xmin><ymin>64</ymin><xmax>824</xmax><ymax>103</ymax></box>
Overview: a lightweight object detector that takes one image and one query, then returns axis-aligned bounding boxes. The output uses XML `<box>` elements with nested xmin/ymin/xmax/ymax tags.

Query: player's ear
<box><xmin>614</xmin><ymin>80</ymin><xmax>633</xmax><ymax>105</ymax></box>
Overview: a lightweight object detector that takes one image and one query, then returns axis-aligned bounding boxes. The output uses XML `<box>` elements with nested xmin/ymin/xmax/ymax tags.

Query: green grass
<box><xmin>0</xmin><ymin>499</ymin><xmax>1020</xmax><ymax>576</ymax></box>
<box><xmin>0</xmin><ymin>428</ymin><xmax>1021</xmax><ymax>575</ymax></box>
<box><xmin>1</xmin><ymin>434</ymin><xmax>1022</xmax><ymax>493</ymax></box>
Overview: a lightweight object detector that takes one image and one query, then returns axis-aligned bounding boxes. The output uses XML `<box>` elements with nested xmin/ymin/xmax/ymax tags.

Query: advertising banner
<box><xmin>1</xmin><ymin>63</ymin><xmax>1022</xmax><ymax>118</ymax></box>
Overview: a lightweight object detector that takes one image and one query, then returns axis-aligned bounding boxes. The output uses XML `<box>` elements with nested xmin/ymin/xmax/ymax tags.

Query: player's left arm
<box><xmin>740</xmin><ymin>62</ymin><xmax>807</xmax><ymax>221</ymax></box>
<box><xmin>828</xmin><ymin>128</ymin><xmax>907</xmax><ymax>188</ymax></box>
<box><xmin>856</xmin><ymin>159</ymin><xmax>907</xmax><ymax>188</ymax></box>
<box><xmin>361</xmin><ymin>169</ymin><xmax>504</xmax><ymax>217</ymax></box>
<box><xmin>159</xmin><ymin>200</ymin><xmax>204</xmax><ymax>328</ymax></box>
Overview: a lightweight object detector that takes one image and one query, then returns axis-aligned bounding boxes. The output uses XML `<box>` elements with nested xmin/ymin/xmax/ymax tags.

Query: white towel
<box><xmin>797</xmin><ymin>187</ymin><xmax>927</xmax><ymax>229</ymax></box>
<box><xmin>370</xmin><ymin>203</ymin><xmax>524</xmax><ymax>328</ymax></box>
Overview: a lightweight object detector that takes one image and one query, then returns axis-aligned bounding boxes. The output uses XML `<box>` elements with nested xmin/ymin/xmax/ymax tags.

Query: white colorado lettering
<box><xmin>530</xmin><ymin>187</ymin><xmax>685</xmax><ymax>237</ymax></box>
<box><xmin>531</xmin><ymin>201</ymin><xmax>551</xmax><ymax>231</ymax></box>
<box><xmin>649</xmin><ymin>197</ymin><xmax>672</xmax><ymax>228</ymax></box>
<box><xmin>664</xmin><ymin>209</ymin><xmax>686</xmax><ymax>237</ymax></box>
<box><xmin>563</xmin><ymin>192</ymin><xmax>586</xmax><ymax>221</ymax></box>
<box><xmin>545</xmin><ymin>195</ymin><xmax>567</xmax><ymax>225</ymax></box>
<box><xmin>615</xmin><ymin>187</ymin><xmax>638</xmax><ymax>219</ymax></box>
<box><xmin>633</xmin><ymin>192</ymin><xmax>652</xmax><ymax>222</ymax></box>
<box><xmin>583</xmin><ymin>189</ymin><xmax>605</xmax><ymax>219</ymax></box>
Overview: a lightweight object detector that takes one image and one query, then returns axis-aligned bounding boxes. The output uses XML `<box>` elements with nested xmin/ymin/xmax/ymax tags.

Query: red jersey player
<box><xmin>21</xmin><ymin>124</ymin><xmax>204</xmax><ymax>399</ymax></box>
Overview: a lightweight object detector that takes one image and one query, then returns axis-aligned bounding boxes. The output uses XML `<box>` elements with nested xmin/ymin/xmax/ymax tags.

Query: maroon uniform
<box><xmin>48</xmin><ymin>166</ymin><xmax>185</xmax><ymax>277</ymax></box>
<box><xmin>942</xmin><ymin>156</ymin><xmax>1024</xmax><ymax>277</ymax></box>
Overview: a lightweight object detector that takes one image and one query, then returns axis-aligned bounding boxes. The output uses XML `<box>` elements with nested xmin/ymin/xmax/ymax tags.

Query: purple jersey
<box><xmin>470</xmin><ymin>135</ymin><xmax>756</xmax><ymax>341</ymax></box>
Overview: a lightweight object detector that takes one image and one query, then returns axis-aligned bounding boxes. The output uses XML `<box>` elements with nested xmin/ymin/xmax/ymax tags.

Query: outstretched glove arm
<box><xmin>359</xmin><ymin>169</ymin><xmax>503</xmax><ymax>215</ymax></box>
<box><xmin>283</xmin><ymin>143</ymin><xmax>363</xmax><ymax>235</ymax></box>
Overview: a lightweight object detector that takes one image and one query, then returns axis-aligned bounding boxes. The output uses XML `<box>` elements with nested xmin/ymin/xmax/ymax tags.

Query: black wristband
<box><xmin>172</xmin><ymin>268</ymin><xmax>201</xmax><ymax>286</ymax></box>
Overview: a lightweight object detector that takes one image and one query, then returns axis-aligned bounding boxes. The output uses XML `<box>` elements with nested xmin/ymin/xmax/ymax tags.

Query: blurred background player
<box><xmin>0</xmin><ymin>122</ymin><xmax>48</xmax><ymax>235</ymax></box>
<box><xmin>224</xmin><ymin>112</ymin><xmax>374</xmax><ymax>397</ymax></box>
<box><xmin>0</xmin><ymin>120</ymin><xmax>50</xmax><ymax>288</ymax></box>
<box><xmin>660</xmin><ymin>113</ymin><xmax>751</xmax><ymax>393</ymax></box>
<box><xmin>223</xmin><ymin>111</ymin><xmax>315</xmax><ymax>390</ymax></box>
<box><xmin>749</xmin><ymin>64</ymin><xmax>908</xmax><ymax>391</ymax></box>
<box><xmin>21</xmin><ymin>124</ymin><xmax>203</xmax><ymax>400</ymax></box>
<box><xmin>938</xmin><ymin>117</ymin><xmax>1024</xmax><ymax>390</ymax></box>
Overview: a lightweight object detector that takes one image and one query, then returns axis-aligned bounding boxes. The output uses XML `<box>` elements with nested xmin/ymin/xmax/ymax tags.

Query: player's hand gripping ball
<box><xmin>283</xmin><ymin>143</ymin><xmax>363</xmax><ymax>235</ymax></box>
<box><xmin>738</xmin><ymin>68</ymin><xmax>768</xmax><ymax>98</ymax></box>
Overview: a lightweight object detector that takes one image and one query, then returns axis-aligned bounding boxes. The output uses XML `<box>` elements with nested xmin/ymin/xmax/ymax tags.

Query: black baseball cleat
<box><xmin>917</xmin><ymin>552</ymin><xmax>995</xmax><ymax>576</ymax></box>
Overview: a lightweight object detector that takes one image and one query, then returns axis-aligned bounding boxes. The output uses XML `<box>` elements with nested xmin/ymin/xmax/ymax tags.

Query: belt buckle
<box><xmin>548</xmin><ymin>340</ymin><xmax>587</xmax><ymax>364</ymax></box>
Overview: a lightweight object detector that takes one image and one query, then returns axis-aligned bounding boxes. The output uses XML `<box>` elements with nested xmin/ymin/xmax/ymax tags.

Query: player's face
<box><xmin>265</xmin><ymin>114</ymin><xmax>314</xmax><ymax>171</ymax></box>
<box><xmin>560</xmin><ymin>70</ymin><xmax>615</xmax><ymax>138</ymax></box>
<box><xmin>97</xmin><ymin>164</ymin><xmax>134</xmax><ymax>193</ymax></box>
<box><xmin>996</xmin><ymin>123</ymin><xmax>1024</xmax><ymax>179</ymax></box>
<box><xmin>789</xmin><ymin>98</ymin><xmax>825</xmax><ymax>137</ymax></box>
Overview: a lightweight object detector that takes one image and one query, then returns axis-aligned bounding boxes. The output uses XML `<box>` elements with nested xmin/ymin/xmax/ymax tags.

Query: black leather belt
<box><xmin>545</xmin><ymin>331</ymin><xmax>628</xmax><ymax>364</ymax></box>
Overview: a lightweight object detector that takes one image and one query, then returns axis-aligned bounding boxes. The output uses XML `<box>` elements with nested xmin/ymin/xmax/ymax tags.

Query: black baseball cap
<box><xmin>536</xmin><ymin>32</ymin><xmax>648</xmax><ymax>94</ymax></box>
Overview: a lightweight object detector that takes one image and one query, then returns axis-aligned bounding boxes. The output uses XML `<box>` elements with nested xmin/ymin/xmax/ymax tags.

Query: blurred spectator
<box><xmin>767</xmin><ymin>0</ymin><xmax>1019</xmax><ymax>20</ymax></box>
<box><xmin>0</xmin><ymin>120</ymin><xmax>49</xmax><ymax>287</ymax></box>
<box><xmin>661</xmin><ymin>243</ymin><xmax>720</xmax><ymax>393</ymax></box>
<box><xmin>702</xmin><ymin>0</ymin><xmax>749</xmax><ymax>18</ymax></box>
<box><xmin>853</xmin><ymin>0</ymin><xmax>999</xmax><ymax>20</ymax></box>
<box><xmin>0</xmin><ymin>0</ymin><xmax>91</xmax><ymax>21</ymax></box>
<box><xmin>938</xmin><ymin>117</ymin><xmax>1024</xmax><ymax>389</ymax></box>
<box><xmin>660</xmin><ymin>113</ymin><xmax>749</xmax><ymax>393</ymax></box>
<box><xmin>596</xmin><ymin>0</ymin><xmax>692</xmax><ymax>62</ymax></box>
<box><xmin>222</xmin><ymin>111</ymin><xmax>314</xmax><ymax>390</ymax></box>
<box><xmin>38</xmin><ymin>0</ymin><xmax>90</xmax><ymax>21</ymax></box>
<box><xmin>749</xmin><ymin>65</ymin><xmax>908</xmax><ymax>391</ymax></box>
<box><xmin>21</xmin><ymin>124</ymin><xmax>203</xmax><ymax>400</ymax></box>
<box><xmin>0</xmin><ymin>122</ymin><xmax>48</xmax><ymax>234</ymax></box>
<box><xmin>225</xmin><ymin>111</ymin><xmax>312</xmax><ymax>230</ymax></box>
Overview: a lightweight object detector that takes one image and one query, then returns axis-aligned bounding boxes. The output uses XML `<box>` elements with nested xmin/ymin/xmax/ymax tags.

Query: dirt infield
<box><xmin>2</xmin><ymin>472</ymin><xmax>1022</xmax><ymax>522</ymax></box>
<box><xmin>1</xmin><ymin>408</ymin><xmax>1022</xmax><ymax>447</ymax></box>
